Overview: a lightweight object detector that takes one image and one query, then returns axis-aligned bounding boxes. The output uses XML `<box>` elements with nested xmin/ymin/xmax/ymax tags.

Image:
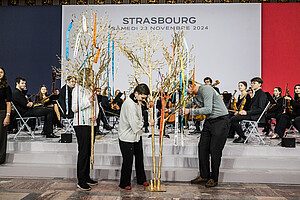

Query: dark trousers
<box><xmin>275</xmin><ymin>113</ymin><xmax>299</xmax><ymax>138</ymax></box>
<box><xmin>97</xmin><ymin>106</ymin><xmax>109</xmax><ymax>128</ymax></box>
<box><xmin>231</xmin><ymin>115</ymin><xmax>251</xmax><ymax>139</ymax></box>
<box><xmin>119</xmin><ymin>137</ymin><xmax>146</xmax><ymax>188</ymax></box>
<box><xmin>23</xmin><ymin>107</ymin><xmax>54</xmax><ymax>135</ymax></box>
<box><xmin>74</xmin><ymin>126</ymin><xmax>94</xmax><ymax>184</ymax></box>
<box><xmin>199</xmin><ymin>116</ymin><xmax>229</xmax><ymax>182</ymax></box>
<box><xmin>294</xmin><ymin>116</ymin><xmax>300</xmax><ymax>132</ymax></box>
<box><xmin>143</xmin><ymin>110</ymin><xmax>149</xmax><ymax>129</ymax></box>
<box><xmin>0</xmin><ymin>111</ymin><xmax>8</xmax><ymax>164</ymax></box>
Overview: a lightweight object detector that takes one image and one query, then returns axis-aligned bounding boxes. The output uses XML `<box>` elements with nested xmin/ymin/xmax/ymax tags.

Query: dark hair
<box><xmin>133</xmin><ymin>83</ymin><xmax>150</xmax><ymax>95</ymax></box>
<box><xmin>294</xmin><ymin>84</ymin><xmax>300</xmax><ymax>100</ymax></box>
<box><xmin>15</xmin><ymin>77</ymin><xmax>26</xmax><ymax>85</ymax></box>
<box><xmin>0</xmin><ymin>67</ymin><xmax>8</xmax><ymax>89</ymax></box>
<box><xmin>66</xmin><ymin>75</ymin><xmax>76</xmax><ymax>81</ymax></box>
<box><xmin>273</xmin><ymin>87</ymin><xmax>282</xmax><ymax>97</ymax></box>
<box><xmin>239</xmin><ymin>81</ymin><xmax>247</xmax><ymax>88</ymax></box>
<box><xmin>250</xmin><ymin>77</ymin><xmax>263</xmax><ymax>85</ymax></box>
<box><xmin>204</xmin><ymin>77</ymin><xmax>212</xmax><ymax>83</ymax></box>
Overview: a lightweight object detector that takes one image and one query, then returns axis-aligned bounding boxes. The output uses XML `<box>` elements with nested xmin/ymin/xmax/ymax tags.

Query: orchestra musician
<box><xmin>204</xmin><ymin>77</ymin><xmax>220</xmax><ymax>94</ymax></box>
<box><xmin>262</xmin><ymin>87</ymin><xmax>283</xmax><ymax>135</ymax></box>
<box><xmin>228</xmin><ymin>81</ymin><xmax>252</xmax><ymax>138</ymax></box>
<box><xmin>231</xmin><ymin>77</ymin><xmax>267</xmax><ymax>143</ymax></box>
<box><xmin>12</xmin><ymin>77</ymin><xmax>58</xmax><ymax>138</ymax></box>
<box><xmin>58</xmin><ymin>75</ymin><xmax>76</xmax><ymax>118</ymax></box>
<box><xmin>168</xmin><ymin>81</ymin><xmax>229</xmax><ymax>188</ymax></box>
<box><xmin>272</xmin><ymin>84</ymin><xmax>300</xmax><ymax>139</ymax></box>
<box><xmin>97</xmin><ymin>87</ymin><xmax>113</xmax><ymax>131</ymax></box>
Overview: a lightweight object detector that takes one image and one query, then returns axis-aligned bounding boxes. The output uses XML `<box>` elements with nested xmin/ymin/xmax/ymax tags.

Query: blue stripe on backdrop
<box><xmin>0</xmin><ymin>6</ymin><xmax>62</xmax><ymax>96</ymax></box>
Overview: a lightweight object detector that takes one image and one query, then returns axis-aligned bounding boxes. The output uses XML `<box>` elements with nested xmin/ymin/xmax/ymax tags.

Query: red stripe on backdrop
<box><xmin>262</xmin><ymin>3</ymin><xmax>300</xmax><ymax>97</ymax></box>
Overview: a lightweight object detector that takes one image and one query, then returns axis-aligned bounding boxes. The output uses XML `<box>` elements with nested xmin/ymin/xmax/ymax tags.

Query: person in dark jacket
<box><xmin>231</xmin><ymin>77</ymin><xmax>268</xmax><ymax>143</ymax></box>
<box><xmin>58</xmin><ymin>75</ymin><xmax>76</xmax><ymax>118</ymax></box>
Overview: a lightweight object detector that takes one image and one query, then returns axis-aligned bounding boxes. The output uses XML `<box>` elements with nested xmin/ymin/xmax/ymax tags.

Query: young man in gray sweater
<box><xmin>170</xmin><ymin>81</ymin><xmax>229</xmax><ymax>187</ymax></box>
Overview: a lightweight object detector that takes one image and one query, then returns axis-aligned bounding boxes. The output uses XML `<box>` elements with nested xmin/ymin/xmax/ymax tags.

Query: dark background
<box><xmin>0</xmin><ymin>6</ymin><xmax>62</xmax><ymax>96</ymax></box>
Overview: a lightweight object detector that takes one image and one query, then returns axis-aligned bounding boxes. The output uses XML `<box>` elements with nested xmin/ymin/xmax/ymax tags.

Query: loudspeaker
<box><xmin>61</xmin><ymin>133</ymin><xmax>72</xmax><ymax>143</ymax></box>
<box><xmin>281</xmin><ymin>137</ymin><xmax>295</xmax><ymax>148</ymax></box>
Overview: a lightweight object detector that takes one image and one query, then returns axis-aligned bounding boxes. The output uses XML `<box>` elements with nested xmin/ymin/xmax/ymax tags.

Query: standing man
<box><xmin>231</xmin><ymin>77</ymin><xmax>267</xmax><ymax>143</ymax></box>
<box><xmin>58</xmin><ymin>75</ymin><xmax>76</xmax><ymax>118</ymax></box>
<box><xmin>169</xmin><ymin>81</ymin><xmax>229</xmax><ymax>187</ymax></box>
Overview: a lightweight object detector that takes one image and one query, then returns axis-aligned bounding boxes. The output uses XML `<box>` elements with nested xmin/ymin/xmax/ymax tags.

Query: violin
<box><xmin>283</xmin><ymin>87</ymin><xmax>293</xmax><ymax>114</ymax></box>
<box><xmin>231</xmin><ymin>90</ymin><xmax>238</xmax><ymax>111</ymax></box>
<box><xmin>238</xmin><ymin>95</ymin><xmax>247</xmax><ymax>111</ymax></box>
<box><xmin>33</xmin><ymin>94</ymin><xmax>53</xmax><ymax>108</ymax></box>
<box><xmin>110</xmin><ymin>98</ymin><xmax>120</xmax><ymax>110</ymax></box>
<box><xmin>212</xmin><ymin>80</ymin><xmax>220</xmax><ymax>87</ymax></box>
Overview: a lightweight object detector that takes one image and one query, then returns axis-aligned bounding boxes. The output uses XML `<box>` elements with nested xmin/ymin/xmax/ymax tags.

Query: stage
<box><xmin>1</xmin><ymin>127</ymin><xmax>300</xmax><ymax>185</ymax></box>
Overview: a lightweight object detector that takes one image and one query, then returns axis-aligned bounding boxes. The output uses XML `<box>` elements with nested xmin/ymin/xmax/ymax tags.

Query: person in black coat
<box><xmin>263</xmin><ymin>87</ymin><xmax>284</xmax><ymax>135</ymax></box>
<box><xmin>58</xmin><ymin>75</ymin><xmax>76</xmax><ymax>118</ymax></box>
<box><xmin>272</xmin><ymin>84</ymin><xmax>300</xmax><ymax>139</ymax></box>
<box><xmin>0</xmin><ymin>67</ymin><xmax>12</xmax><ymax>164</ymax></box>
<box><xmin>231</xmin><ymin>77</ymin><xmax>268</xmax><ymax>143</ymax></box>
<box><xmin>12</xmin><ymin>77</ymin><xmax>58</xmax><ymax>138</ymax></box>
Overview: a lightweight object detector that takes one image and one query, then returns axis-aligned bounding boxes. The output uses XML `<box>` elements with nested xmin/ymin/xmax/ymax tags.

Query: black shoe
<box><xmin>233</xmin><ymin>137</ymin><xmax>246</xmax><ymax>143</ymax></box>
<box><xmin>164</xmin><ymin>134</ymin><xmax>170</xmax><ymax>138</ymax></box>
<box><xmin>46</xmin><ymin>133</ymin><xmax>59</xmax><ymax>138</ymax></box>
<box><xmin>87</xmin><ymin>178</ymin><xmax>98</xmax><ymax>186</ymax></box>
<box><xmin>77</xmin><ymin>183</ymin><xmax>91</xmax><ymax>191</ymax></box>
<box><xmin>145</xmin><ymin>127</ymin><xmax>149</xmax><ymax>133</ymax></box>
<box><xmin>191</xmin><ymin>130</ymin><xmax>201</xmax><ymax>135</ymax></box>
<box><xmin>103</xmin><ymin>124</ymin><xmax>113</xmax><ymax>130</ymax></box>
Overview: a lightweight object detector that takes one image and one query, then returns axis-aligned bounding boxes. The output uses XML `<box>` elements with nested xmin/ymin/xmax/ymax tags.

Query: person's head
<box><xmin>96</xmin><ymin>88</ymin><xmax>101</xmax><ymax>95</ymax></box>
<box><xmin>55</xmin><ymin>89</ymin><xmax>60</xmax><ymax>95</ymax></box>
<box><xmin>66</xmin><ymin>75</ymin><xmax>76</xmax><ymax>88</ymax></box>
<box><xmin>0</xmin><ymin>67</ymin><xmax>8</xmax><ymax>89</ymax></box>
<box><xmin>15</xmin><ymin>77</ymin><xmax>27</xmax><ymax>90</ymax></box>
<box><xmin>204</xmin><ymin>77</ymin><xmax>212</xmax><ymax>85</ymax></box>
<box><xmin>37</xmin><ymin>85</ymin><xmax>48</xmax><ymax>98</ymax></box>
<box><xmin>294</xmin><ymin>84</ymin><xmax>300</xmax><ymax>100</ymax></box>
<box><xmin>250</xmin><ymin>77</ymin><xmax>263</xmax><ymax>91</ymax></box>
<box><xmin>238</xmin><ymin>81</ymin><xmax>247</xmax><ymax>92</ymax></box>
<box><xmin>247</xmin><ymin>88</ymin><xmax>254</xmax><ymax>98</ymax></box>
<box><xmin>78</xmin><ymin>68</ymin><xmax>94</xmax><ymax>88</ymax></box>
<box><xmin>273</xmin><ymin>87</ymin><xmax>282</xmax><ymax>98</ymax></box>
<box><xmin>133</xmin><ymin>83</ymin><xmax>150</xmax><ymax>102</ymax></box>
<box><xmin>187</xmin><ymin>80</ymin><xmax>196</xmax><ymax>95</ymax></box>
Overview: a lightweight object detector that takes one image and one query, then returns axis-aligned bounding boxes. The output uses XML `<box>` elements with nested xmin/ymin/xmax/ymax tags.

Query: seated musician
<box><xmin>97</xmin><ymin>87</ymin><xmax>113</xmax><ymax>131</ymax></box>
<box><xmin>231</xmin><ymin>77</ymin><xmax>268</xmax><ymax>143</ymax></box>
<box><xmin>262</xmin><ymin>87</ymin><xmax>283</xmax><ymax>135</ymax></box>
<box><xmin>58</xmin><ymin>75</ymin><xmax>76</xmax><ymax>118</ymax></box>
<box><xmin>12</xmin><ymin>77</ymin><xmax>58</xmax><ymax>138</ymax></box>
<box><xmin>247</xmin><ymin>88</ymin><xmax>254</xmax><ymax>99</ymax></box>
<box><xmin>113</xmin><ymin>89</ymin><xmax>124</xmax><ymax>110</ymax></box>
<box><xmin>272</xmin><ymin>84</ymin><xmax>300</xmax><ymax>139</ymax></box>
<box><xmin>228</xmin><ymin>81</ymin><xmax>252</xmax><ymax>138</ymax></box>
<box><xmin>204</xmin><ymin>77</ymin><xmax>220</xmax><ymax>94</ymax></box>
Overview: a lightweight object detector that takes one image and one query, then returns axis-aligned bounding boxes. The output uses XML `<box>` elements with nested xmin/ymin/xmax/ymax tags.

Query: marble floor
<box><xmin>0</xmin><ymin>177</ymin><xmax>300</xmax><ymax>200</ymax></box>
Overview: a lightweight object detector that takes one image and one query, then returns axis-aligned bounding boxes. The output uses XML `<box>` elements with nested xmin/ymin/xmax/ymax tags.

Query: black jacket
<box><xmin>12</xmin><ymin>88</ymin><xmax>31</xmax><ymax>115</ymax></box>
<box><xmin>58</xmin><ymin>84</ymin><xmax>73</xmax><ymax>118</ymax></box>
<box><xmin>247</xmin><ymin>89</ymin><xmax>268</xmax><ymax>122</ymax></box>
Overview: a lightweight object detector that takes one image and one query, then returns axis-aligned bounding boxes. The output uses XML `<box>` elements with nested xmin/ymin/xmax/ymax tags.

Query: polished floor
<box><xmin>0</xmin><ymin>177</ymin><xmax>300</xmax><ymax>200</ymax></box>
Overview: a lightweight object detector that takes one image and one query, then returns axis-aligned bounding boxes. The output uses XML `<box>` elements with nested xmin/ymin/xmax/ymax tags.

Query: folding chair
<box><xmin>11</xmin><ymin>102</ymin><xmax>37</xmax><ymax>140</ymax></box>
<box><xmin>242</xmin><ymin>101</ymin><xmax>271</xmax><ymax>144</ymax></box>
<box><xmin>56</xmin><ymin>100</ymin><xmax>75</xmax><ymax>134</ymax></box>
<box><xmin>285</xmin><ymin>119</ymin><xmax>300</xmax><ymax>135</ymax></box>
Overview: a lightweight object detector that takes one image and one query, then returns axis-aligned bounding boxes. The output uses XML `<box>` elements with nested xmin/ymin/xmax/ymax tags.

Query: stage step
<box><xmin>3</xmin><ymin>135</ymin><xmax>300</xmax><ymax>184</ymax></box>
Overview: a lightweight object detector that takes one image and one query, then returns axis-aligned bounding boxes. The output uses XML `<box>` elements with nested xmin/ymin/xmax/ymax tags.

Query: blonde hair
<box><xmin>78</xmin><ymin>68</ymin><xmax>94</xmax><ymax>87</ymax></box>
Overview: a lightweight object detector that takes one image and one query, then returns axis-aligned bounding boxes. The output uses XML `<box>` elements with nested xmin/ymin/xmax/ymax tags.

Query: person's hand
<box><xmin>234</xmin><ymin>111</ymin><xmax>238</xmax><ymax>116</ymax></box>
<box><xmin>239</xmin><ymin>110</ymin><xmax>247</xmax><ymax>115</ymax></box>
<box><xmin>27</xmin><ymin>102</ymin><xmax>33</xmax><ymax>107</ymax></box>
<box><xmin>3</xmin><ymin>116</ymin><xmax>10</xmax><ymax>126</ymax></box>
<box><xmin>89</xmin><ymin>95</ymin><xmax>96</xmax><ymax>103</ymax></box>
<box><xmin>179</xmin><ymin>108</ymin><xmax>190</xmax><ymax>116</ymax></box>
<box><xmin>284</xmin><ymin>96</ymin><xmax>292</xmax><ymax>101</ymax></box>
<box><xmin>90</xmin><ymin>115</ymin><xmax>97</xmax><ymax>122</ymax></box>
<box><xmin>165</xmin><ymin>108</ymin><xmax>170</xmax><ymax>113</ymax></box>
<box><xmin>149</xmin><ymin>119</ymin><xmax>155</xmax><ymax>126</ymax></box>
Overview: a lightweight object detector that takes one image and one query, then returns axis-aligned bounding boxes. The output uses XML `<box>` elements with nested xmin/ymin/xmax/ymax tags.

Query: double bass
<box><xmin>52</xmin><ymin>72</ymin><xmax>61</xmax><ymax>121</ymax></box>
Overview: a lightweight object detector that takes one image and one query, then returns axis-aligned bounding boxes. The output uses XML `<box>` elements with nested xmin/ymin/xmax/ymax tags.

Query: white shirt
<box><xmin>72</xmin><ymin>84</ymin><xmax>99</xmax><ymax>126</ymax></box>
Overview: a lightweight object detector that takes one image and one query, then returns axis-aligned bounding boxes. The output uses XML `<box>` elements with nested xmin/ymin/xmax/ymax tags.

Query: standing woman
<box><xmin>0</xmin><ymin>67</ymin><xmax>12</xmax><ymax>164</ymax></box>
<box><xmin>118</xmin><ymin>83</ymin><xmax>154</xmax><ymax>190</ymax></box>
<box><xmin>72</xmin><ymin>68</ymin><xmax>99</xmax><ymax>191</ymax></box>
